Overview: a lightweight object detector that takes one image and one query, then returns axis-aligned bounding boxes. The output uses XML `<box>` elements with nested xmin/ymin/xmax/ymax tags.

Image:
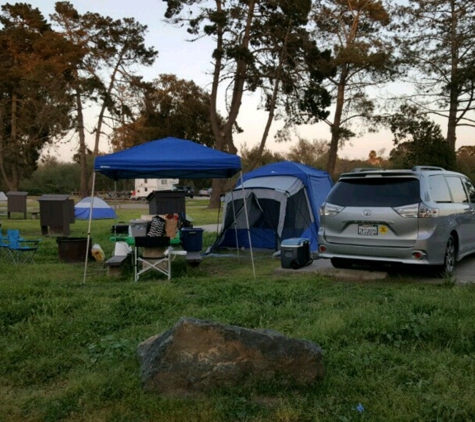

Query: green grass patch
<box><xmin>1</xmin><ymin>200</ymin><xmax>475</xmax><ymax>421</ymax></box>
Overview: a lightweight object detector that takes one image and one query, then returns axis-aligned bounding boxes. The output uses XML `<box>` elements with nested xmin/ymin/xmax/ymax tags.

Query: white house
<box><xmin>132</xmin><ymin>178</ymin><xmax>178</xmax><ymax>200</ymax></box>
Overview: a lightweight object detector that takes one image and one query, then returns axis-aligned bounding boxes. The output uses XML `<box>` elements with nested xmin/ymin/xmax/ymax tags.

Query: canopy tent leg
<box><xmin>229</xmin><ymin>188</ymin><xmax>240</xmax><ymax>260</ymax></box>
<box><xmin>83</xmin><ymin>172</ymin><xmax>97</xmax><ymax>285</ymax></box>
<box><xmin>239</xmin><ymin>171</ymin><xmax>255</xmax><ymax>279</ymax></box>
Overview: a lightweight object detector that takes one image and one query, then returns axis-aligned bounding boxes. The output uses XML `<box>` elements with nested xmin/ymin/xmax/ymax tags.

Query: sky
<box><xmin>30</xmin><ymin>0</ymin><xmax>475</xmax><ymax>163</ymax></box>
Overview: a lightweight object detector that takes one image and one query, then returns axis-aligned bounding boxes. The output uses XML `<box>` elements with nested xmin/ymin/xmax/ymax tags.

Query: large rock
<box><xmin>137</xmin><ymin>317</ymin><xmax>324</xmax><ymax>395</ymax></box>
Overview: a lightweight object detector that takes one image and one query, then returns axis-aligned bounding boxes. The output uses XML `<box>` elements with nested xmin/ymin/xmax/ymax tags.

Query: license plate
<box><xmin>358</xmin><ymin>224</ymin><xmax>378</xmax><ymax>236</ymax></box>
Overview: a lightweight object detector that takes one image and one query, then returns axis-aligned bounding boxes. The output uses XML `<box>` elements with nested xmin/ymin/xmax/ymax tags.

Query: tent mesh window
<box><xmin>219</xmin><ymin>194</ymin><xmax>282</xmax><ymax>250</ymax></box>
<box><xmin>282</xmin><ymin>189</ymin><xmax>313</xmax><ymax>240</ymax></box>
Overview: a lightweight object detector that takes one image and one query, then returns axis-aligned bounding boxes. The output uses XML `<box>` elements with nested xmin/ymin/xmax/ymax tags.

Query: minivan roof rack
<box><xmin>350</xmin><ymin>167</ymin><xmax>385</xmax><ymax>173</ymax></box>
<box><xmin>411</xmin><ymin>166</ymin><xmax>445</xmax><ymax>171</ymax></box>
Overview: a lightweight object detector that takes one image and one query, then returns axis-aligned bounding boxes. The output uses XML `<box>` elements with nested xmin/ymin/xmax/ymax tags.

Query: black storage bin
<box><xmin>110</xmin><ymin>224</ymin><xmax>129</xmax><ymax>234</ymax></box>
<box><xmin>57</xmin><ymin>237</ymin><xmax>92</xmax><ymax>263</ymax></box>
<box><xmin>280</xmin><ymin>238</ymin><xmax>312</xmax><ymax>269</ymax></box>
<box><xmin>147</xmin><ymin>190</ymin><xmax>186</xmax><ymax>216</ymax></box>
<box><xmin>181</xmin><ymin>228</ymin><xmax>204</xmax><ymax>252</ymax></box>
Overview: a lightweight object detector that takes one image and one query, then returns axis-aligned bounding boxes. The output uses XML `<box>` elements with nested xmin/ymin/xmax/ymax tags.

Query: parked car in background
<box><xmin>172</xmin><ymin>185</ymin><xmax>194</xmax><ymax>198</ymax></box>
<box><xmin>198</xmin><ymin>188</ymin><xmax>211</xmax><ymax>197</ymax></box>
<box><xmin>318</xmin><ymin>166</ymin><xmax>475</xmax><ymax>275</ymax></box>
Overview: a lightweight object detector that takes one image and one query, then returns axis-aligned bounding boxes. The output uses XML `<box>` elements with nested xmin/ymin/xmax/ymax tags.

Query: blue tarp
<box><xmin>94</xmin><ymin>137</ymin><xmax>242</xmax><ymax>180</ymax></box>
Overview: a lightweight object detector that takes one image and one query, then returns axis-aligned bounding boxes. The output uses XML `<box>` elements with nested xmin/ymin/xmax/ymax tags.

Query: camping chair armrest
<box><xmin>20</xmin><ymin>239</ymin><xmax>40</xmax><ymax>245</ymax></box>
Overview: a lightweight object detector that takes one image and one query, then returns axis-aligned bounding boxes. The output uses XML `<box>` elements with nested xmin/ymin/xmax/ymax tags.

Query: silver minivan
<box><xmin>318</xmin><ymin>166</ymin><xmax>475</xmax><ymax>274</ymax></box>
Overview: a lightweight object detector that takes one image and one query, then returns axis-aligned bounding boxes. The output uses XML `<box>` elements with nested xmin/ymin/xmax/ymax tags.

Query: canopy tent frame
<box><xmin>82</xmin><ymin>137</ymin><xmax>255</xmax><ymax>283</ymax></box>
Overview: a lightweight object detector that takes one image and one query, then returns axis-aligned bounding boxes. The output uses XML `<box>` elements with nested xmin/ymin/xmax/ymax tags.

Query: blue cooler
<box><xmin>181</xmin><ymin>228</ymin><xmax>204</xmax><ymax>252</ymax></box>
<box><xmin>281</xmin><ymin>238</ymin><xmax>312</xmax><ymax>269</ymax></box>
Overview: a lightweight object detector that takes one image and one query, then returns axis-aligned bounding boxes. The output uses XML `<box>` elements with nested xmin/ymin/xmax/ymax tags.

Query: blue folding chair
<box><xmin>6</xmin><ymin>229</ymin><xmax>40</xmax><ymax>264</ymax></box>
<box><xmin>0</xmin><ymin>229</ymin><xmax>9</xmax><ymax>256</ymax></box>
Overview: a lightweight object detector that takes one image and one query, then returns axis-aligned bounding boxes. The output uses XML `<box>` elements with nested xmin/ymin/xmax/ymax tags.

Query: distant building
<box><xmin>131</xmin><ymin>178</ymin><xmax>178</xmax><ymax>200</ymax></box>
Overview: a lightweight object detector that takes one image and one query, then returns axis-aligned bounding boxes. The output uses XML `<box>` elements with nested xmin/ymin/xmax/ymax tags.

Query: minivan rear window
<box><xmin>326</xmin><ymin>177</ymin><xmax>421</xmax><ymax>207</ymax></box>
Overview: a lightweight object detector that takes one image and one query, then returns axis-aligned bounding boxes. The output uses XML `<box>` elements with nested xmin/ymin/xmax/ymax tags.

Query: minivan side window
<box><xmin>428</xmin><ymin>175</ymin><xmax>452</xmax><ymax>203</ymax></box>
<box><xmin>462</xmin><ymin>178</ymin><xmax>475</xmax><ymax>203</ymax></box>
<box><xmin>445</xmin><ymin>176</ymin><xmax>469</xmax><ymax>203</ymax></box>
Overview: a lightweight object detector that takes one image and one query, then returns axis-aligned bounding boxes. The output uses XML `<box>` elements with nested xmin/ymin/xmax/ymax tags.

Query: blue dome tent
<box><xmin>75</xmin><ymin>196</ymin><xmax>116</xmax><ymax>220</ymax></box>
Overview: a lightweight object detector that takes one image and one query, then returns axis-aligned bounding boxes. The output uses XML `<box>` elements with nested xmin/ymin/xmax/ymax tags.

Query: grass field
<box><xmin>1</xmin><ymin>198</ymin><xmax>475</xmax><ymax>421</ymax></box>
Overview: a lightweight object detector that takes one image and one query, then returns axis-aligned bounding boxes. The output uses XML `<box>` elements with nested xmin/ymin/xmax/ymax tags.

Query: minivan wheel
<box><xmin>437</xmin><ymin>235</ymin><xmax>456</xmax><ymax>277</ymax></box>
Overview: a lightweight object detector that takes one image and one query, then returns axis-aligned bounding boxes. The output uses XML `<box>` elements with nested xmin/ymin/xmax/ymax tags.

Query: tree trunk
<box><xmin>326</xmin><ymin>68</ymin><xmax>348</xmax><ymax>178</ymax></box>
<box><xmin>88</xmin><ymin>58</ymin><xmax>122</xmax><ymax>191</ymax></box>
<box><xmin>9</xmin><ymin>89</ymin><xmax>19</xmax><ymax>190</ymax></box>
<box><xmin>76</xmin><ymin>89</ymin><xmax>88</xmax><ymax>198</ymax></box>
<box><xmin>446</xmin><ymin>0</ymin><xmax>458</xmax><ymax>153</ymax></box>
<box><xmin>208</xmin><ymin>0</ymin><xmax>256</xmax><ymax>209</ymax></box>
<box><xmin>245</xmin><ymin>20</ymin><xmax>291</xmax><ymax>174</ymax></box>
<box><xmin>0</xmin><ymin>96</ymin><xmax>15</xmax><ymax>191</ymax></box>
<box><xmin>447</xmin><ymin>97</ymin><xmax>457</xmax><ymax>152</ymax></box>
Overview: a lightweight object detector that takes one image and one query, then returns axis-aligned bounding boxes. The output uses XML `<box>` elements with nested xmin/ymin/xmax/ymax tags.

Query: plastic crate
<box><xmin>110</xmin><ymin>224</ymin><xmax>129</xmax><ymax>234</ymax></box>
<box><xmin>181</xmin><ymin>228</ymin><xmax>204</xmax><ymax>252</ymax></box>
<box><xmin>129</xmin><ymin>219</ymin><xmax>148</xmax><ymax>237</ymax></box>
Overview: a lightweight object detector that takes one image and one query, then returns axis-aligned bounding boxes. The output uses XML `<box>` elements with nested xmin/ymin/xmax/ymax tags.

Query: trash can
<box><xmin>38</xmin><ymin>194</ymin><xmax>75</xmax><ymax>236</ymax></box>
<box><xmin>181</xmin><ymin>228</ymin><xmax>204</xmax><ymax>252</ymax></box>
<box><xmin>56</xmin><ymin>237</ymin><xmax>92</xmax><ymax>263</ymax></box>
<box><xmin>280</xmin><ymin>238</ymin><xmax>312</xmax><ymax>269</ymax></box>
<box><xmin>7</xmin><ymin>191</ymin><xmax>28</xmax><ymax>219</ymax></box>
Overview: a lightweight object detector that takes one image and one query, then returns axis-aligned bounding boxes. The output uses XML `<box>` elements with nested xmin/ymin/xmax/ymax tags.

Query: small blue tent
<box><xmin>75</xmin><ymin>196</ymin><xmax>116</xmax><ymax>220</ymax></box>
<box><xmin>212</xmin><ymin>161</ymin><xmax>333</xmax><ymax>252</ymax></box>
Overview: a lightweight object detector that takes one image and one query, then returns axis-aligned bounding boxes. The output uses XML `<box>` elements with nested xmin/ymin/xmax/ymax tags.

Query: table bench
<box><xmin>186</xmin><ymin>251</ymin><xmax>202</xmax><ymax>266</ymax></box>
<box><xmin>105</xmin><ymin>254</ymin><xmax>131</xmax><ymax>276</ymax></box>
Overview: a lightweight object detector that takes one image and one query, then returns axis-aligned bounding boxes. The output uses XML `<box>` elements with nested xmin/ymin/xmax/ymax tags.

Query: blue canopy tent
<box><xmin>94</xmin><ymin>137</ymin><xmax>241</xmax><ymax>180</ymax></box>
<box><xmin>83</xmin><ymin>137</ymin><xmax>253</xmax><ymax>282</ymax></box>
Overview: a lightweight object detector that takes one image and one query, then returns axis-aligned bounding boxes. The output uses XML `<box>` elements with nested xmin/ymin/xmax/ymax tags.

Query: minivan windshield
<box><xmin>326</xmin><ymin>177</ymin><xmax>421</xmax><ymax>207</ymax></box>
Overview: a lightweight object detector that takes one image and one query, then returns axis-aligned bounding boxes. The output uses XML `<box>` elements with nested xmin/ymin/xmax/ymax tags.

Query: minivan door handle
<box><xmin>462</xmin><ymin>206</ymin><xmax>475</xmax><ymax>214</ymax></box>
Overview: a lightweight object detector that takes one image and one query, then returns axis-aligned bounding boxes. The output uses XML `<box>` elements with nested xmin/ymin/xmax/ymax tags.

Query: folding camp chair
<box><xmin>0</xmin><ymin>229</ymin><xmax>9</xmax><ymax>256</ymax></box>
<box><xmin>134</xmin><ymin>236</ymin><xmax>171</xmax><ymax>281</ymax></box>
<box><xmin>6</xmin><ymin>229</ymin><xmax>40</xmax><ymax>264</ymax></box>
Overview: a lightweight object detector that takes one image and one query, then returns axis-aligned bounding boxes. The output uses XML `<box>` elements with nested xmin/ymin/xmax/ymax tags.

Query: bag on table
<box><xmin>163</xmin><ymin>213</ymin><xmax>179</xmax><ymax>238</ymax></box>
<box><xmin>147</xmin><ymin>216</ymin><xmax>166</xmax><ymax>237</ymax></box>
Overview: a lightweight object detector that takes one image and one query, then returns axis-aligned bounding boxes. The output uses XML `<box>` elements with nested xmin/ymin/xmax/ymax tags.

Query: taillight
<box><xmin>393</xmin><ymin>203</ymin><xmax>439</xmax><ymax>218</ymax></box>
<box><xmin>320</xmin><ymin>202</ymin><xmax>344</xmax><ymax>216</ymax></box>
